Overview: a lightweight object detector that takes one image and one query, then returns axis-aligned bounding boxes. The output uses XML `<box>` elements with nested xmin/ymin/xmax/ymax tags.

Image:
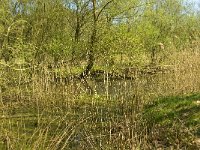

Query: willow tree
<box><xmin>8</xmin><ymin>0</ymin><xmax>72</xmax><ymax>64</ymax></box>
<box><xmin>137</xmin><ymin>0</ymin><xmax>189</xmax><ymax>65</ymax></box>
<box><xmin>79</xmin><ymin>0</ymin><xmax>115</xmax><ymax>78</ymax></box>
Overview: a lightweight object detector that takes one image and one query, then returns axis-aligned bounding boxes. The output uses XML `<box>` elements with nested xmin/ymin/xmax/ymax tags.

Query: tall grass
<box><xmin>0</xmin><ymin>46</ymin><xmax>200</xmax><ymax>149</ymax></box>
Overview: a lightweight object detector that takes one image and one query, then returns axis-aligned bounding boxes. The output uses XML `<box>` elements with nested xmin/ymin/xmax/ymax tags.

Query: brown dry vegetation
<box><xmin>0</xmin><ymin>43</ymin><xmax>200</xmax><ymax>149</ymax></box>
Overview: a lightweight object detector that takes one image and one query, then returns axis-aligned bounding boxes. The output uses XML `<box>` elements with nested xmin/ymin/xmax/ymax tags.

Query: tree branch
<box><xmin>111</xmin><ymin>1</ymin><xmax>155</xmax><ymax>18</ymax></box>
<box><xmin>96</xmin><ymin>0</ymin><xmax>114</xmax><ymax>21</ymax></box>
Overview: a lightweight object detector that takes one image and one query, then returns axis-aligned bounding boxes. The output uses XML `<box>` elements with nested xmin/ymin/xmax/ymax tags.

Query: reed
<box><xmin>0</xmin><ymin>46</ymin><xmax>200</xmax><ymax>149</ymax></box>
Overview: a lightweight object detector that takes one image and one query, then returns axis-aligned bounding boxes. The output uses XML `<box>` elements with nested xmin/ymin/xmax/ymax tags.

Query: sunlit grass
<box><xmin>143</xmin><ymin>93</ymin><xmax>200</xmax><ymax>149</ymax></box>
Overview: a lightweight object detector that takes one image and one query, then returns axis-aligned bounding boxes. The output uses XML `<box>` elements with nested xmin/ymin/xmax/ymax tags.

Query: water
<box><xmin>76</xmin><ymin>70</ymin><xmax>200</xmax><ymax>102</ymax></box>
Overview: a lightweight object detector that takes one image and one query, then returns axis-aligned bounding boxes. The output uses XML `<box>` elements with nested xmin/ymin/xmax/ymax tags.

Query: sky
<box><xmin>190</xmin><ymin>0</ymin><xmax>199</xmax><ymax>4</ymax></box>
<box><xmin>188</xmin><ymin>0</ymin><xmax>199</xmax><ymax>9</ymax></box>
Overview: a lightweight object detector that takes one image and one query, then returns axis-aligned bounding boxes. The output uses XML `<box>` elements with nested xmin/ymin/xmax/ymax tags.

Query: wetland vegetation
<box><xmin>0</xmin><ymin>0</ymin><xmax>200</xmax><ymax>149</ymax></box>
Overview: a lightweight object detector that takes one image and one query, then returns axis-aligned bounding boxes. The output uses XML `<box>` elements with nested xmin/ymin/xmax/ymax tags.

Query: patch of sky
<box><xmin>185</xmin><ymin>0</ymin><xmax>200</xmax><ymax>10</ymax></box>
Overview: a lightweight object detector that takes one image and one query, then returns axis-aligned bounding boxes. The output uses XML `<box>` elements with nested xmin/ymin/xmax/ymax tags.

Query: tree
<box><xmin>80</xmin><ymin>0</ymin><xmax>115</xmax><ymax>78</ymax></box>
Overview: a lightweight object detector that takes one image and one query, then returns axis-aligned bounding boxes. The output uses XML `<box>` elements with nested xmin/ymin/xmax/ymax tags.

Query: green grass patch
<box><xmin>144</xmin><ymin>93</ymin><xmax>200</xmax><ymax>136</ymax></box>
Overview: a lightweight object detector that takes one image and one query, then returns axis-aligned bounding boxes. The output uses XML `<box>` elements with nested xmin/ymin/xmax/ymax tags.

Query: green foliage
<box><xmin>0</xmin><ymin>0</ymin><xmax>199</xmax><ymax>67</ymax></box>
<box><xmin>0</xmin><ymin>1</ymin><xmax>200</xmax><ymax>149</ymax></box>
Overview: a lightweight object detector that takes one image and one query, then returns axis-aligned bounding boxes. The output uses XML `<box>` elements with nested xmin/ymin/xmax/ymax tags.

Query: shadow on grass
<box><xmin>144</xmin><ymin>93</ymin><xmax>200</xmax><ymax>136</ymax></box>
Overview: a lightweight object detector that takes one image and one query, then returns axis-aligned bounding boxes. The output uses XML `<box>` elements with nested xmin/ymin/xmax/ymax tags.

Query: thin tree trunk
<box><xmin>71</xmin><ymin>1</ymin><xmax>81</xmax><ymax>64</ymax></box>
<box><xmin>79</xmin><ymin>0</ymin><xmax>114</xmax><ymax>78</ymax></box>
<box><xmin>80</xmin><ymin>0</ymin><xmax>97</xmax><ymax>78</ymax></box>
<box><xmin>151</xmin><ymin>47</ymin><xmax>156</xmax><ymax>66</ymax></box>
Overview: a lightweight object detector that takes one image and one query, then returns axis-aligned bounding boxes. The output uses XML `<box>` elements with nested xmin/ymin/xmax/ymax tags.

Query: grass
<box><xmin>0</xmin><ymin>95</ymin><xmax>136</xmax><ymax>149</ymax></box>
<box><xmin>143</xmin><ymin>93</ymin><xmax>200</xmax><ymax>149</ymax></box>
<box><xmin>0</xmin><ymin>49</ymin><xmax>200</xmax><ymax>149</ymax></box>
<box><xmin>144</xmin><ymin>93</ymin><xmax>200</xmax><ymax>127</ymax></box>
<box><xmin>1</xmin><ymin>90</ymin><xmax>200</xmax><ymax>149</ymax></box>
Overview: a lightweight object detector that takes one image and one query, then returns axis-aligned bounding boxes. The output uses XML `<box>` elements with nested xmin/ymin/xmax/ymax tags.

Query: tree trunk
<box><xmin>79</xmin><ymin>0</ymin><xmax>114</xmax><ymax>78</ymax></box>
<box><xmin>71</xmin><ymin>1</ymin><xmax>81</xmax><ymax>64</ymax></box>
<box><xmin>151</xmin><ymin>47</ymin><xmax>156</xmax><ymax>66</ymax></box>
<box><xmin>80</xmin><ymin>0</ymin><xmax>97</xmax><ymax>78</ymax></box>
